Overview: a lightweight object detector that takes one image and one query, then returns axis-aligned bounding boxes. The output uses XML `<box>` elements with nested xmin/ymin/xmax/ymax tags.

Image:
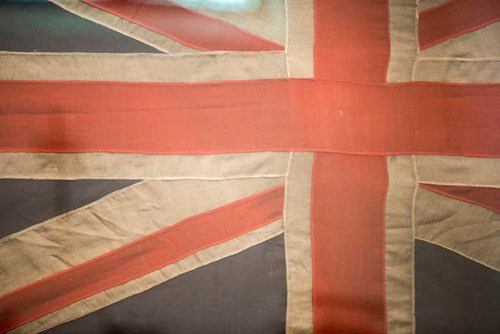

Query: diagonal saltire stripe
<box><xmin>419</xmin><ymin>22</ymin><xmax>500</xmax><ymax>58</ymax></box>
<box><xmin>17</xmin><ymin>221</ymin><xmax>284</xmax><ymax>333</ymax></box>
<box><xmin>415</xmin><ymin>155</ymin><xmax>500</xmax><ymax>187</ymax></box>
<box><xmin>82</xmin><ymin>0</ymin><xmax>283</xmax><ymax>51</ymax></box>
<box><xmin>174</xmin><ymin>0</ymin><xmax>286</xmax><ymax>46</ymax></box>
<box><xmin>419</xmin><ymin>183</ymin><xmax>500</xmax><ymax>214</ymax></box>
<box><xmin>416</xmin><ymin>187</ymin><xmax>500</xmax><ymax>271</ymax></box>
<box><xmin>419</xmin><ymin>0</ymin><xmax>500</xmax><ymax>50</ymax></box>
<box><xmin>0</xmin><ymin>185</ymin><xmax>284</xmax><ymax>332</ymax></box>
<box><xmin>42</xmin><ymin>233</ymin><xmax>286</xmax><ymax>334</ymax></box>
<box><xmin>0</xmin><ymin>177</ymin><xmax>283</xmax><ymax>295</ymax></box>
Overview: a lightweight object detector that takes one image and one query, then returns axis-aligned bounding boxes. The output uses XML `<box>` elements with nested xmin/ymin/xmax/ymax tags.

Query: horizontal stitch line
<box><xmin>1</xmin><ymin>148</ymin><xmax>498</xmax><ymax>158</ymax></box>
<box><xmin>418</xmin><ymin>180</ymin><xmax>500</xmax><ymax>188</ymax></box>
<box><xmin>418</xmin><ymin>56</ymin><xmax>500</xmax><ymax>62</ymax></box>
<box><xmin>0</xmin><ymin>175</ymin><xmax>286</xmax><ymax>181</ymax></box>
<box><xmin>0</xmin><ymin>50</ymin><xmax>285</xmax><ymax>57</ymax></box>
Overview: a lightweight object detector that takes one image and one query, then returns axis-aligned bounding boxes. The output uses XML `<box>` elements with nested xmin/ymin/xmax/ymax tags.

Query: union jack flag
<box><xmin>0</xmin><ymin>0</ymin><xmax>499</xmax><ymax>333</ymax></box>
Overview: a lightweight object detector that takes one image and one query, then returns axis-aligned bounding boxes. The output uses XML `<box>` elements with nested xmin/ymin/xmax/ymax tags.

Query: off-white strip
<box><xmin>0</xmin><ymin>177</ymin><xmax>283</xmax><ymax>294</ymax></box>
<box><xmin>285</xmin><ymin>0</ymin><xmax>314</xmax><ymax>78</ymax></box>
<box><xmin>415</xmin><ymin>188</ymin><xmax>500</xmax><ymax>271</ymax></box>
<box><xmin>173</xmin><ymin>0</ymin><xmax>286</xmax><ymax>46</ymax></box>
<box><xmin>385</xmin><ymin>155</ymin><xmax>417</xmax><ymax>334</ymax></box>
<box><xmin>11</xmin><ymin>220</ymin><xmax>284</xmax><ymax>334</ymax></box>
<box><xmin>0</xmin><ymin>51</ymin><xmax>287</xmax><ymax>82</ymax></box>
<box><xmin>415</xmin><ymin>155</ymin><xmax>500</xmax><ymax>187</ymax></box>
<box><xmin>419</xmin><ymin>22</ymin><xmax>500</xmax><ymax>58</ymax></box>
<box><xmin>387</xmin><ymin>0</ymin><xmax>419</xmax><ymax>82</ymax></box>
<box><xmin>0</xmin><ymin>152</ymin><xmax>289</xmax><ymax>180</ymax></box>
<box><xmin>49</xmin><ymin>0</ymin><xmax>197</xmax><ymax>54</ymax></box>
<box><xmin>413</xmin><ymin>58</ymin><xmax>500</xmax><ymax>82</ymax></box>
<box><xmin>283</xmin><ymin>152</ymin><xmax>313</xmax><ymax>333</ymax></box>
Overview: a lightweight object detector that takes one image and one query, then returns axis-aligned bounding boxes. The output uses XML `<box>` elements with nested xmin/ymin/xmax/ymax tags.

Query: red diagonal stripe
<box><xmin>82</xmin><ymin>0</ymin><xmax>283</xmax><ymax>51</ymax></box>
<box><xmin>0</xmin><ymin>79</ymin><xmax>499</xmax><ymax>157</ymax></box>
<box><xmin>0</xmin><ymin>185</ymin><xmax>284</xmax><ymax>332</ymax></box>
<box><xmin>311</xmin><ymin>153</ymin><xmax>387</xmax><ymax>333</ymax></box>
<box><xmin>419</xmin><ymin>0</ymin><xmax>500</xmax><ymax>50</ymax></box>
<box><xmin>420</xmin><ymin>183</ymin><xmax>500</xmax><ymax>214</ymax></box>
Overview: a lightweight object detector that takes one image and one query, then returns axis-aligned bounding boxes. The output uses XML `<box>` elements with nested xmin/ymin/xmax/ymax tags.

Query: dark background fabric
<box><xmin>0</xmin><ymin>179</ymin><xmax>138</xmax><ymax>238</ymax></box>
<box><xmin>415</xmin><ymin>239</ymin><xmax>500</xmax><ymax>334</ymax></box>
<box><xmin>0</xmin><ymin>0</ymin><xmax>160</xmax><ymax>53</ymax></box>
<box><xmin>44</xmin><ymin>235</ymin><xmax>287</xmax><ymax>334</ymax></box>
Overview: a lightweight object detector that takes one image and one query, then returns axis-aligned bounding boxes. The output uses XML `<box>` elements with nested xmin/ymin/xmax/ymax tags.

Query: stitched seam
<box><xmin>2</xmin><ymin>147</ymin><xmax>499</xmax><ymax>158</ymax></box>
<box><xmin>412</xmin><ymin>155</ymin><xmax>421</xmax><ymax>182</ymax></box>
<box><xmin>419</xmin><ymin>184</ymin><xmax>500</xmax><ymax>214</ymax></box>
<box><xmin>284</xmin><ymin>0</ymin><xmax>291</xmax><ymax>78</ymax></box>
<box><xmin>0</xmin><ymin>175</ymin><xmax>286</xmax><ymax>181</ymax></box>
<box><xmin>418</xmin><ymin>56</ymin><xmax>500</xmax><ymax>61</ymax></box>
<box><xmin>417</xmin><ymin>181</ymin><xmax>500</xmax><ymax>188</ymax></box>
<box><xmin>412</xmin><ymin>0</ymin><xmax>421</xmax><ymax>81</ymax></box>
<box><xmin>384</xmin><ymin>0</ymin><xmax>391</xmax><ymax>81</ymax></box>
<box><xmin>4</xmin><ymin>76</ymin><xmax>500</xmax><ymax>86</ymax></box>
<box><xmin>411</xmin><ymin>155</ymin><xmax>419</xmax><ymax>334</ymax></box>
<box><xmin>382</xmin><ymin>157</ymin><xmax>389</xmax><ymax>334</ymax></box>
<box><xmin>309</xmin><ymin>153</ymin><xmax>318</xmax><ymax>333</ymax></box>
<box><xmin>283</xmin><ymin>151</ymin><xmax>293</xmax><ymax>333</ymax></box>
<box><xmin>0</xmin><ymin>50</ymin><xmax>285</xmax><ymax>57</ymax></box>
<box><xmin>81</xmin><ymin>0</ymin><xmax>284</xmax><ymax>51</ymax></box>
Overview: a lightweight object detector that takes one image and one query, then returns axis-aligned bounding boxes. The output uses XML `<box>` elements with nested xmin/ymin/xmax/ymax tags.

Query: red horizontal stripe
<box><xmin>314</xmin><ymin>0</ymin><xmax>390</xmax><ymax>81</ymax></box>
<box><xmin>420</xmin><ymin>183</ymin><xmax>500</xmax><ymax>214</ymax></box>
<box><xmin>0</xmin><ymin>79</ymin><xmax>498</xmax><ymax>157</ymax></box>
<box><xmin>82</xmin><ymin>0</ymin><xmax>283</xmax><ymax>51</ymax></box>
<box><xmin>0</xmin><ymin>186</ymin><xmax>284</xmax><ymax>332</ymax></box>
<box><xmin>311</xmin><ymin>154</ymin><xmax>387</xmax><ymax>333</ymax></box>
<box><xmin>419</xmin><ymin>0</ymin><xmax>500</xmax><ymax>49</ymax></box>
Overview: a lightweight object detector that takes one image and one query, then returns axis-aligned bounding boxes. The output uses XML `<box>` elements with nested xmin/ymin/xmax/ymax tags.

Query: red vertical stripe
<box><xmin>419</xmin><ymin>0</ymin><xmax>500</xmax><ymax>49</ymax></box>
<box><xmin>311</xmin><ymin>153</ymin><xmax>387</xmax><ymax>333</ymax></box>
<box><xmin>314</xmin><ymin>0</ymin><xmax>391</xmax><ymax>81</ymax></box>
<box><xmin>82</xmin><ymin>0</ymin><xmax>283</xmax><ymax>51</ymax></box>
<box><xmin>0</xmin><ymin>186</ymin><xmax>284</xmax><ymax>332</ymax></box>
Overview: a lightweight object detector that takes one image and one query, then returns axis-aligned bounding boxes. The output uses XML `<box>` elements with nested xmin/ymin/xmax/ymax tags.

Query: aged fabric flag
<box><xmin>0</xmin><ymin>0</ymin><xmax>499</xmax><ymax>333</ymax></box>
